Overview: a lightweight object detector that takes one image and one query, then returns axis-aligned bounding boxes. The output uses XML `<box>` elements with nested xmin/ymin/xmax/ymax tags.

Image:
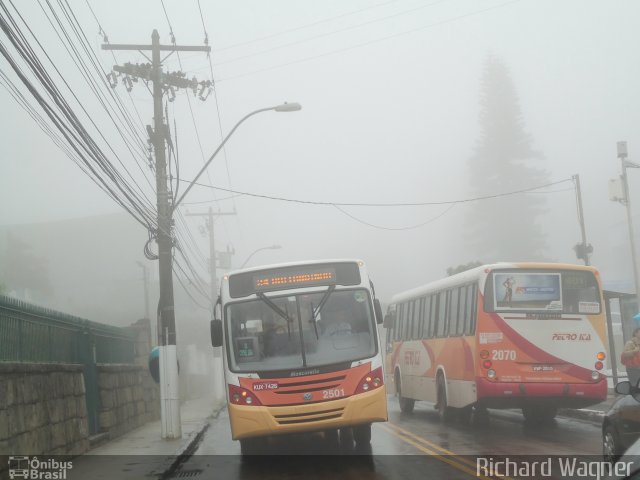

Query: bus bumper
<box><xmin>476</xmin><ymin>377</ymin><xmax>607</xmax><ymax>409</ymax></box>
<box><xmin>228</xmin><ymin>386</ymin><xmax>388</xmax><ymax>440</ymax></box>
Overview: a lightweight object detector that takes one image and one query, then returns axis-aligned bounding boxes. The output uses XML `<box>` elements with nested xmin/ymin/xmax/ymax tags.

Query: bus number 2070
<box><xmin>492</xmin><ymin>349</ymin><xmax>516</xmax><ymax>360</ymax></box>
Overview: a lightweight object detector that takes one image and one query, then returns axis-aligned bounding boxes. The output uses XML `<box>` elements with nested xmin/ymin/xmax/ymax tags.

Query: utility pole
<box><xmin>617</xmin><ymin>142</ymin><xmax>640</xmax><ymax>304</ymax></box>
<box><xmin>136</xmin><ymin>261</ymin><xmax>152</xmax><ymax>348</ymax></box>
<box><xmin>185</xmin><ymin>207</ymin><xmax>236</xmax><ymax>404</ymax></box>
<box><xmin>572</xmin><ymin>174</ymin><xmax>592</xmax><ymax>266</ymax></box>
<box><xmin>104</xmin><ymin>31</ymin><xmax>211</xmax><ymax>439</ymax></box>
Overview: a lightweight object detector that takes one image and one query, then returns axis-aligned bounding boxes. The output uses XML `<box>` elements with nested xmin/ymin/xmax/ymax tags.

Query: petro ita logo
<box><xmin>8</xmin><ymin>456</ymin><xmax>73</xmax><ymax>480</ymax></box>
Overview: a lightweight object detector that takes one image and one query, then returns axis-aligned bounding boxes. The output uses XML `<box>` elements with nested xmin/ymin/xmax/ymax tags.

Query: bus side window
<box><xmin>468</xmin><ymin>284</ymin><xmax>478</xmax><ymax>334</ymax></box>
<box><xmin>412</xmin><ymin>299</ymin><xmax>422</xmax><ymax>339</ymax></box>
<box><xmin>421</xmin><ymin>296</ymin><xmax>430</xmax><ymax>339</ymax></box>
<box><xmin>405</xmin><ymin>300</ymin><xmax>416</xmax><ymax>340</ymax></box>
<box><xmin>394</xmin><ymin>304</ymin><xmax>402</xmax><ymax>341</ymax></box>
<box><xmin>449</xmin><ymin>288</ymin><xmax>460</xmax><ymax>336</ymax></box>
<box><xmin>429</xmin><ymin>295</ymin><xmax>436</xmax><ymax>337</ymax></box>
<box><xmin>436</xmin><ymin>292</ymin><xmax>447</xmax><ymax>337</ymax></box>
<box><xmin>458</xmin><ymin>285</ymin><xmax>468</xmax><ymax>335</ymax></box>
<box><xmin>417</xmin><ymin>297</ymin><xmax>425</xmax><ymax>339</ymax></box>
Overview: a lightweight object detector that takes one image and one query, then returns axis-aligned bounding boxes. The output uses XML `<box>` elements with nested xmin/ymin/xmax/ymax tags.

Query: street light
<box><xmin>173</xmin><ymin>102</ymin><xmax>302</xmax><ymax>210</ymax></box>
<box><xmin>240</xmin><ymin>245</ymin><xmax>282</xmax><ymax>269</ymax></box>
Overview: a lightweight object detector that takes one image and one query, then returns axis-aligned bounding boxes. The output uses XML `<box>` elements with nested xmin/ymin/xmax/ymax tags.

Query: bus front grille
<box><xmin>273</xmin><ymin>407</ymin><xmax>345</xmax><ymax>425</ymax></box>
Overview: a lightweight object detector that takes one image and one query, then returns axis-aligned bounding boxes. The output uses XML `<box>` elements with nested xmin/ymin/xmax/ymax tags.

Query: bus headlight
<box><xmin>228</xmin><ymin>384</ymin><xmax>262</xmax><ymax>406</ymax></box>
<box><xmin>487</xmin><ymin>369</ymin><xmax>497</xmax><ymax>379</ymax></box>
<box><xmin>591</xmin><ymin>370</ymin><xmax>600</xmax><ymax>380</ymax></box>
<box><xmin>356</xmin><ymin>367</ymin><xmax>384</xmax><ymax>394</ymax></box>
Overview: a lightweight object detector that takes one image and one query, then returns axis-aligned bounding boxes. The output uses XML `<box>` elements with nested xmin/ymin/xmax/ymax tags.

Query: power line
<box><xmin>218</xmin><ymin>0</ymin><xmax>523</xmax><ymax>82</ymax></box>
<box><xmin>177</xmin><ymin>177</ymin><xmax>574</xmax><ymax>207</ymax></box>
<box><xmin>334</xmin><ymin>203</ymin><xmax>455</xmax><ymax>231</ymax></box>
<box><xmin>215</xmin><ymin>0</ymin><xmax>452</xmax><ymax>67</ymax></box>
<box><xmin>214</xmin><ymin>0</ymin><xmax>404</xmax><ymax>52</ymax></box>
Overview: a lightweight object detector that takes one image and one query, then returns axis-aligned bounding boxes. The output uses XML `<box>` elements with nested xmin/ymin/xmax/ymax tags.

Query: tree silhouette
<box><xmin>465</xmin><ymin>56</ymin><xmax>550</xmax><ymax>262</ymax></box>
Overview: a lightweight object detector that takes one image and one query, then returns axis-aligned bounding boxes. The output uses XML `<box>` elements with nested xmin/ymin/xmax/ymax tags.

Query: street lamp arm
<box><xmin>173</xmin><ymin>106</ymin><xmax>275</xmax><ymax>210</ymax></box>
<box><xmin>240</xmin><ymin>245</ymin><xmax>282</xmax><ymax>269</ymax></box>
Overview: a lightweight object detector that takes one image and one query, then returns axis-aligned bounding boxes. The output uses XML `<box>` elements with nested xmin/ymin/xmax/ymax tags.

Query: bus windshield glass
<box><xmin>225</xmin><ymin>289</ymin><xmax>376</xmax><ymax>372</ymax></box>
<box><xmin>485</xmin><ymin>269</ymin><xmax>601</xmax><ymax>314</ymax></box>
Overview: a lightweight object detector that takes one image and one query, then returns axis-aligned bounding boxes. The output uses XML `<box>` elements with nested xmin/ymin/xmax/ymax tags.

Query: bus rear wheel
<box><xmin>396</xmin><ymin>372</ymin><xmax>415</xmax><ymax>413</ymax></box>
<box><xmin>436</xmin><ymin>375</ymin><xmax>453</xmax><ymax>422</ymax></box>
<box><xmin>522</xmin><ymin>406</ymin><xmax>557</xmax><ymax>423</ymax></box>
<box><xmin>353</xmin><ymin>423</ymin><xmax>372</xmax><ymax>447</ymax></box>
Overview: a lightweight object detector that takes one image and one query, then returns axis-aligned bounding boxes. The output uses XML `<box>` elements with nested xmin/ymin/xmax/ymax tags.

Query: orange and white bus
<box><xmin>384</xmin><ymin>262</ymin><xmax>608</xmax><ymax>423</ymax></box>
<box><xmin>211</xmin><ymin>259</ymin><xmax>388</xmax><ymax>454</ymax></box>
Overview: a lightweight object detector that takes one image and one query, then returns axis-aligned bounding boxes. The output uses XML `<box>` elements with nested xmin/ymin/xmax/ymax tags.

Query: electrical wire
<box><xmin>215</xmin><ymin>0</ymin><xmax>452</xmax><ymax>67</ymax></box>
<box><xmin>177</xmin><ymin>177</ymin><xmax>574</xmax><ymax>207</ymax></box>
<box><xmin>217</xmin><ymin>0</ymin><xmax>523</xmax><ymax>82</ymax></box>
<box><xmin>333</xmin><ymin>203</ymin><xmax>455</xmax><ymax>231</ymax></box>
<box><xmin>214</xmin><ymin>0</ymin><xmax>404</xmax><ymax>52</ymax></box>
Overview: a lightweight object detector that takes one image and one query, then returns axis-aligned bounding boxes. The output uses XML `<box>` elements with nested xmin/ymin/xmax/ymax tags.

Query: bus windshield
<box><xmin>484</xmin><ymin>269</ymin><xmax>601</xmax><ymax>314</ymax></box>
<box><xmin>225</xmin><ymin>288</ymin><xmax>377</xmax><ymax>372</ymax></box>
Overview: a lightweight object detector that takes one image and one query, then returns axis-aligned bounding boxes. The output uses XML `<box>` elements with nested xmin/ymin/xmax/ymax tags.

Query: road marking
<box><xmin>386</xmin><ymin>422</ymin><xmax>477</xmax><ymax>469</ymax></box>
<box><xmin>378</xmin><ymin>423</ymin><xmax>490</xmax><ymax>479</ymax></box>
<box><xmin>381</xmin><ymin>422</ymin><xmax>515</xmax><ymax>480</ymax></box>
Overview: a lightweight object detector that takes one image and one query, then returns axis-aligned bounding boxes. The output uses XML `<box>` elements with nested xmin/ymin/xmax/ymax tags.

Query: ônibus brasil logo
<box><xmin>8</xmin><ymin>456</ymin><xmax>73</xmax><ymax>479</ymax></box>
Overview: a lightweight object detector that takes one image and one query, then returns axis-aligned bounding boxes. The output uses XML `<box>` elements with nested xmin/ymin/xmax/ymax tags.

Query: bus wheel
<box><xmin>240</xmin><ymin>437</ymin><xmax>264</xmax><ymax>456</ymax></box>
<box><xmin>436</xmin><ymin>375</ymin><xmax>453</xmax><ymax>422</ymax></box>
<box><xmin>522</xmin><ymin>406</ymin><xmax>557</xmax><ymax>423</ymax></box>
<box><xmin>353</xmin><ymin>423</ymin><xmax>372</xmax><ymax>447</ymax></box>
<box><xmin>396</xmin><ymin>373</ymin><xmax>415</xmax><ymax>413</ymax></box>
<box><xmin>473</xmin><ymin>405</ymin><xmax>490</xmax><ymax>427</ymax></box>
<box><xmin>458</xmin><ymin>406</ymin><xmax>473</xmax><ymax>425</ymax></box>
<box><xmin>339</xmin><ymin>427</ymin><xmax>354</xmax><ymax>450</ymax></box>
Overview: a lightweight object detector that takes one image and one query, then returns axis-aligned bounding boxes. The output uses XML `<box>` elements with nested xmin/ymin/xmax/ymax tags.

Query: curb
<box><xmin>558</xmin><ymin>408</ymin><xmax>605</xmax><ymax>425</ymax></box>
<box><xmin>160</xmin><ymin>403</ymin><xmax>226</xmax><ymax>479</ymax></box>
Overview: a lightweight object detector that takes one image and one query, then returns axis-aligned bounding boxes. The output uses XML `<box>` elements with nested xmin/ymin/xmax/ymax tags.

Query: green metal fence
<box><xmin>0</xmin><ymin>294</ymin><xmax>135</xmax><ymax>364</ymax></box>
<box><xmin>0</xmin><ymin>295</ymin><xmax>137</xmax><ymax>434</ymax></box>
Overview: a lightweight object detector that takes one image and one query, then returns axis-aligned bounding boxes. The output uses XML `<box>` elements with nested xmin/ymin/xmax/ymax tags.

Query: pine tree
<box><xmin>465</xmin><ymin>56</ymin><xmax>550</xmax><ymax>262</ymax></box>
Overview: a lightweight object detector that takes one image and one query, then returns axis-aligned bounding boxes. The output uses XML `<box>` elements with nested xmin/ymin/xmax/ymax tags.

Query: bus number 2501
<box><xmin>322</xmin><ymin>388</ymin><xmax>345</xmax><ymax>399</ymax></box>
<box><xmin>492</xmin><ymin>349</ymin><xmax>516</xmax><ymax>360</ymax></box>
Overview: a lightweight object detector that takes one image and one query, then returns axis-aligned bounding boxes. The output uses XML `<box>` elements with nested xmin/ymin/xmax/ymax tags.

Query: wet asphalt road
<box><xmin>169</xmin><ymin>396</ymin><xmax>603</xmax><ymax>480</ymax></box>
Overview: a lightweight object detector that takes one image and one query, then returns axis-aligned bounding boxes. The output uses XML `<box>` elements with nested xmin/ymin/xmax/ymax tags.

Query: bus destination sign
<box><xmin>228</xmin><ymin>262</ymin><xmax>361</xmax><ymax>298</ymax></box>
<box><xmin>253</xmin><ymin>269</ymin><xmax>336</xmax><ymax>291</ymax></box>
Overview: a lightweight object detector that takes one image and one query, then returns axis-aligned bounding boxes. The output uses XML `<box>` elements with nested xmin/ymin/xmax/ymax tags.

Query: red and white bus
<box><xmin>211</xmin><ymin>259</ymin><xmax>388</xmax><ymax>453</ymax></box>
<box><xmin>384</xmin><ymin>262</ymin><xmax>608</xmax><ymax>422</ymax></box>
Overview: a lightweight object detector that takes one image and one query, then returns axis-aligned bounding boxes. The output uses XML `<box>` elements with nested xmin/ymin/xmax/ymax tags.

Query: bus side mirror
<box><xmin>374</xmin><ymin>299</ymin><xmax>384</xmax><ymax>325</ymax></box>
<box><xmin>210</xmin><ymin>319</ymin><xmax>223</xmax><ymax>347</ymax></box>
<box><xmin>383</xmin><ymin>312</ymin><xmax>395</xmax><ymax>329</ymax></box>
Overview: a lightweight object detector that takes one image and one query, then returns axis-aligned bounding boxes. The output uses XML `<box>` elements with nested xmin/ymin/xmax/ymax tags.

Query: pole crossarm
<box><xmin>102</xmin><ymin>43</ymin><xmax>211</xmax><ymax>53</ymax></box>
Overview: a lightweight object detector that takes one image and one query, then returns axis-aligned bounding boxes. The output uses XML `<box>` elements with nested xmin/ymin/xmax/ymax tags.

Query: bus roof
<box><xmin>390</xmin><ymin>262</ymin><xmax>598</xmax><ymax>305</ymax></box>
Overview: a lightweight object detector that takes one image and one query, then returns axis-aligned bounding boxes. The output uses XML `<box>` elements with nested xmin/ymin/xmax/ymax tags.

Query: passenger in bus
<box><xmin>622</xmin><ymin>327</ymin><xmax>640</xmax><ymax>386</ymax></box>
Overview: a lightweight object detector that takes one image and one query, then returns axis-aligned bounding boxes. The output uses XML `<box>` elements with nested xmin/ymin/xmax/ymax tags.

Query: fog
<box><xmin>1</xmin><ymin>0</ymin><xmax>640</xmax><ymax>342</ymax></box>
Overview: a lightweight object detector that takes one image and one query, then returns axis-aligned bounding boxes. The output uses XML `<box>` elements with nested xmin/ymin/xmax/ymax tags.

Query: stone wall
<box><xmin>0</xmin><ymin>363</ymin><xmax>89</xmax><ymax>456</ymax></box>
<box><xmin>97</xmin><ymin>364</ymin><xmax>159</xmax><ymax>439</ymax></box>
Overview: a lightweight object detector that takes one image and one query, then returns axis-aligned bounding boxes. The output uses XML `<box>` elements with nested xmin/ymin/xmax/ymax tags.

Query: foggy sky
<box><xmin>2</xmin><ymin>0</ymin><xmax>640</xmax><ymax>318</ymax></box>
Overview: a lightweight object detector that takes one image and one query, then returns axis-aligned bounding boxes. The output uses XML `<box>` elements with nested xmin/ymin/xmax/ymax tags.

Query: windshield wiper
<box><xmin>308</xmin><ymin>285</ymin><xmax>336</xmax><ymax>339</ymax></box>
<box><xmin>256</xmin><ymin>292</ymin><xmax>296</xmax><ymax>332</ymax></box>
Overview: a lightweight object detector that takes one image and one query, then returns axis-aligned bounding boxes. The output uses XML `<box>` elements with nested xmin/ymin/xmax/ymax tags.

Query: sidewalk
<box><xmin>66</xmin><ymin>395</ymin><xmax>224</xmax><ymax>480</ymax></box>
